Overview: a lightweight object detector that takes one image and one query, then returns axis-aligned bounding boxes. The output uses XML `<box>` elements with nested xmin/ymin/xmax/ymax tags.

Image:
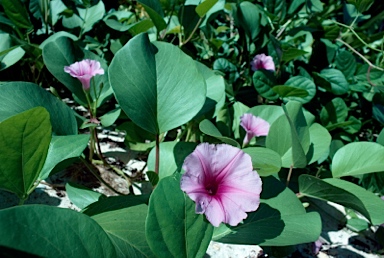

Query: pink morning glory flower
<box><xmin>240</xmin><ymin>113</ymin><xmax>270</xmax><ymax>146</ymax></box>
<box><xmin>180</xmin><ymin>143</ymin><xmax>262</xmax><ymax>227</ymax></box>
<box><xmin>251</xmin><ymin>54</ymin><xmax>275</xmax><ymax>71</ymax></box>
<box><xmin>64</xmin><ymin>59</ymin><xmax>104</xmax><ymax>90</ymax></box>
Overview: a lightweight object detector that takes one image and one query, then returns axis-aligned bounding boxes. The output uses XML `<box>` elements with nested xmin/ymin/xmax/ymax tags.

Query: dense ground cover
<box><xmin>0</xmin><ymin>0</ymin><xmax>384</xmax><ymax>257</ymax></box>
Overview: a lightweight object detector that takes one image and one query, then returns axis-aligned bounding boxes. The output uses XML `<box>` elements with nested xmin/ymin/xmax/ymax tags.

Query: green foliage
<box><xmin>0</xmin><ymin>205</ymin><xmax>116</xmax><ymax>257</ymax></box>
<box><xmin>214</xmin><ymin>176</ymin><xmax>321</xmax><ymax>246</ymax></box>
<box><xmin>0</xmin><ymin>107</ymin><xmax>51</xmax><ymax>200</ymax></box>
<box><xmin>109</xmin><ymin>33</ymin><xmax>206</xmax><ymax>135</ymax></box>
<box><xmin>146</xmin><ymin>175</ymin><xmax>214</xmax><ymax>258</ymax></box>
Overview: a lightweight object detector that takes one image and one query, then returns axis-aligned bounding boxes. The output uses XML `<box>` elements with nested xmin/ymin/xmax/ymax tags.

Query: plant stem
<box><xmin>181</xmin><ymin>17</ymin><xmax>203</xmax><ymax>46</ymax></box>
<box><xmin>81</xmin><ymin>157</ymin><xmax>127</xmax><ymax>195</ymax></box>
<box><xmin>155</xmin><ymin>134</ymin><xmax>160</xmax><ymax>174</ymax></box>
<box><xmin>286</xmin><ymin>164</ymin><xmax>293</xmax><ymax>187</ymax></box>
<box><xmin>331</xmin><ymin>20</ymin><xmax>382</xmax><ymax>53</ymax></box>
<box><xmin>336</xmin><ymin>38</ymin><xmax>384</xmax><ymax>72</ymax></box>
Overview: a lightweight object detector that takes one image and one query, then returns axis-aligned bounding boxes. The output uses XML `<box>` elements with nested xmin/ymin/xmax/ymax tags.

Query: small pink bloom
<box><xmin>312</xmin><ymin>239</ymin><xmax>322</xmax><ymax>255</ymax></box>
<box><xmin>180</xmin><ymin>143</ymin><xmax>262</xmax><ymax>227</ymax></box>
<box><xmin>251</xmin><ymin>54</ymin><xmax>275</xmax><ymax>71</ymax></box>
<box><xmin>240</xmin><ymin>113</ymin><xmax>270</xmax><ymax>145</ymax></box>
<box><xmin>64</xmin><ymin>59</ymin><xmax>104</xmax><ymax>90</ymax></box>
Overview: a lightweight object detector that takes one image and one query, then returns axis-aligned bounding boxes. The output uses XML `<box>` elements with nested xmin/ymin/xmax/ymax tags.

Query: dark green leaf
<box><xmin>196</xmin><ymin>0</ymin><xmax>218</xmax><ymax>17</ymax></box>
<box><xmin>146</xmin><ymin>175</ymin><xmax>214</xmax><ymax>257</ymax></box>
<box><xmin>272</xmin><ymin>85</ymin><xmax>308</xmax><ymax>98</ymax></box>
<box><xmin>335</xmin><ymin>50</ymin><xmax>356</xmax><ymax>79</ymax></box>
<box><xmin>0</xmin><ymin>205</ymin><xmax>116</xmax><ymax>257</ymax></box>
<box><xmin>66</xmin><ymin>182</ymin><xmax>105</xmax><ymax>210</ymax></box>
<box><xmin>1</xmin><ymin>0</ymin><xmax>32</xmax><ymax>29</ymax></box>
<box><xmin>100</xmin><ymin>108</ymin><xmax>121</xmax><ymax>127</ymax></box>
<box><xmin>0</xmin><ymin>82</ymin><xmax>77</xmax><ymax>136</ymax></box>
<box><xmin>281</xmin><ymin>48</ymin><xmax>307</xmax><ymax>63</ymax></box>
<box><xmin>214</xmin><ymin>176</ymin><xmax>321</xmax><ymax>246</ymax></box>
<box><xmin>320</xmin><ymin>97</ymin><xmax>348</xmax><ymax>128</ymax></box>
<box><xmin>253</xmin><ymin>70</ymin><xmax>278</xmax><ymax>100</ymax></box>
<box><xmin>346</xmin><ymin>0</ymin><xmax>374</xmax><ymax>13</ymax></box>
<box><xmin>138</xmin><ymin>0</ymin><xmax>166</xmax><ymax>31</ymax></box>
<box><xmin>199</xmin><ymin>119</ymin><xmax>240</xmax><ymax>147</ymax></box>
<box><xmin>0</xmin><ymin>107</ymin><xmax>51</xmax><ymax>199</ymax></box>
<box><xmin>109</xmin><ymin>33</ymin><xmax>206</xmax><ymax>134</ymax></box>
<box><xmin>39</xmin><ymin>134</ymin><xmax>89</xmax><ymax>180</ymax></box>
<box><xmin>282</xmin><ymin>76</ymin><xmax>316</xmax><ymax>104</ymax></box>
<box><xmin>237</xmin><ymin>1</ymin><xmax>261</xmax><ymax>40</ymax></box>
<box><xmin>299</xmin><ymin>175</ymin><xmax>384</xmax><ymax>225</ymax></box>
<box><xmin>320</xmin><ymin>69</ymin><xmax>349</xmax><ymax>95</ymax></box>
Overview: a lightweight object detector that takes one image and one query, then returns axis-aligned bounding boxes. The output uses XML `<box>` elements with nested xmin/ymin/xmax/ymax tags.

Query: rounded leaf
<box><xmin>282</xmin><ymin>76</ymin><xmax>316</xmax><ymax>103</ymax></box>
<box><xmin>109</xmin><ymin>33</ymin><xmax>206</xmax><ymax>134</ymax></box>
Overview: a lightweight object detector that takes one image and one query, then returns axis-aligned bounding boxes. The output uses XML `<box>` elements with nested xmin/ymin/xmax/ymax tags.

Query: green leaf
<box><xmin>66</xmin><ymin>182</ymin><xmax>105</xmax><ymax>210</ymax></box>
<box><xmin>213</xmin><ymin>58</ymin><xmax>239</xmax><ymax>84</ymax></box>
<box><xmin>332</xmin><ymin>142</ymin><xmax>384</xmax><ymax>177</ymax></box>
<box><xmin>100</xmin><ymin>108</ymin><xmax>121</xmax><ymax>127</ymax></box>
<box><xmin>237</xmin><ymin>1</ymin><xmax>261</xmax><ymax>40</ymax></box>
<box><xmin>299</xmin><ymin>175</ymin><xmax>384</xmax><ymax>225</ymax></box>
<box><xmin>196</xmin><ymin>0</ymin><xmax>218</xmax><ymax>17</ymax></box>
<box><xmin>199</xmin><ymin>119</ymin><xmax>240</xmax><ymax>147</ymax></box>
<box><xmin>378</xmin><ymin>128</ymin><xmax>384</xmax><ymax>146</ymax></box>
<box><xmin>109</xmin><ymin>33</ymin><xmax>206</xmax><ymax>135</ymax></box>
<box><xmin>243</xmin><ymin>147</ymin><xmax>282</xmax><ymax>176</ymax></box>
<box><xmin>248</xmin><ymin>105</ymin><xmax>284</xmax><ymax>125</ymax></box>
<box><xmin>266</xmin><ymin>115</ymin><xmax>291</xmax><ymax>167</ymax></box>
<box><xmin>306</xmin><ymin>123</ymin><xmax>332</xmax><ymax>164</ymax></box>
<box><xmin>346</xmin><ymin>218</ymin><xmax>369</xmax><ymax>232</ymax></box>
<box><xmin>1</xmin><ymin>0</ymin><xmax>32</xmax><ymax>29</ymax></box>
<box><xmin>320</xmin><ymin>97</ymin><xmax>348</xmax><ymax>128</ymax></box>
<box><xmin>272</xmin><ymin>85</ymin><xmax>308</xmax><ymax>98</ymax></box>
<box><xmin>214</xmin><ymin>176</ymin><xmax>321</xmax><ymax>246</ymax></box>
<box><xmin>147</xmin><ymin>141</ymin><xmax>197</xmax><ymax>180</ymax></box>
<box><xmin>39</xmin><ymin>31</ymin><xmax>78</xmax><ymax>49</ymax></box>
<box><xmin>118</xmin><ymin>121</ymin><xmax>156</xmax><ymax>152</ymax></box>
<box><xmin>83</xmin><ymin>195</ymin><xmax>152</xmax><ymax>258</ymax></box>
<box><xmin>103</xmin><ymin>10</ymin><xmax>135</xmax><ymax>31</ymax></box>
<box><xmin>335</xmin><ymin>50</ymin><xmax>356</xmax><ymax>79</ymax></box>
<box><xmin>128</xmin><ymin>19</ymin><xmax>155</xmax><ymax>35</ymax></box>
<box><xmin>0</xmin><ymin>205</ymin><xmax>116</xmax><ymax>257</ymax></box>
<box><xmin>319</xmin><ymin>69</ymin><xmax>350</xmax><ymax>95</ymax></box>
<box><xmin>43</xmin><ymin>36</ymin><xmax>109</xmax><ymax>105</ymax></box>
<box><xmin>0</xmin><ymin>82</ymin><xmax>77</xmax><ymax>136</ymax></box>
<box><xmin>0</xmin><ymin>46</ymin><xmax>25</xmax><ymax>71</ymax></box>
<box><xmin>147</xmin><ymin>171</ymin><xmax>159</xmax><ymax>186</ymax></box>
<box><xmin>39</xmin><ymin>135</ymin><xmax>90</xmax><ymax>180</ymax></box>
<box><xmin>253</xmin><ymin>70</ymin><xmax>278</xmax><ymax>100</ymax></box>
<box><xmin>307</xmin><ymin>0</ymin><xmax>323</xmax><ymax>12</ymax></box>
<box><xmin>282</xmin><ymin>102</ymin><xmax>309</xmax><ymax>168</ymax></box>
<box><xmin>281</xmin><ymin>48</ymin><xmax>307</xmax><ymax>63</ymax></box>
<box><xmin>138</xmin><ymin>0</ymin><xmax>166</xmax><ymax>31</ymax></box>
<box><xmin>194</xmin><ymin>62</ymin><xmax>226</xmax><ymax>118</ymax></box>
<box><xmin>281</xmin><ymin>76</ymin><xmax>316</xmax><ymax>104</ymax></box>
<box><xmin>146</xmin><ymin>175</ymin><xmax>214</xmax><ymax>258</ymax></box>
<box><xmin>62</xmin><ymin>1</ymin><xmax>105</xmax><ymax>33</ymax></box>
<box><xmin>346</xmin><ymin>0</ymin><xmax>373</xmax><ymax>13</ymax></box>
<box><xmin>0</xmin><ymin>107</ymin><xmax>51</xmax><ymax>199</ymax></box>
<box><xmin>29</xmin><ymin>0</ymin><xmax>47</xmax><ymax>21</ymax></box>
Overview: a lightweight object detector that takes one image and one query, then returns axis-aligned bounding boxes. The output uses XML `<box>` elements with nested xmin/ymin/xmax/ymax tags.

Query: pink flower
<box><xmin>240</xmin><ymin>113</ymin><xmax>270</xmax><ymax>146</ymax></box>
<box><xmin>180</xmin><ymin>143</ymin><xmax>262</xmax><ymax>227</ymax></box>
<box><xmin>251</xmin><ymin>54</ymin><xmax>275</xmax><ymax>71</ymax></box>
<box><xmin>64</xmin><ymin>59</ymin><xmax>104</xmax><ymax>90</ymax></box>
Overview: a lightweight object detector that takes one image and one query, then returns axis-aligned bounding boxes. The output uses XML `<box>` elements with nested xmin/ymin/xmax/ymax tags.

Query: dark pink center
<box><xmin>205</xmin><ymin>182</ymin><xmax>218</xmax><ymax>195</ymax></box>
